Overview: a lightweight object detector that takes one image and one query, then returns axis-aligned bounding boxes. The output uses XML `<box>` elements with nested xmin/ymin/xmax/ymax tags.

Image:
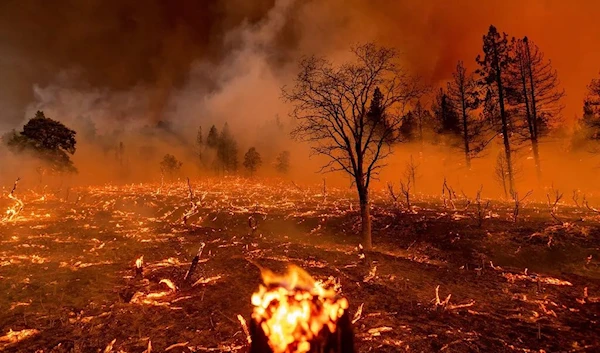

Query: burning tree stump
<box><xmin>249</xmin><ymin>311</ymin><xmax>355</xmax><ymax>353</ymax></box>
<box><xmin>247</xmin><ymin>264</ymin><xmax>355</xmax><ymax>353</ymax></box>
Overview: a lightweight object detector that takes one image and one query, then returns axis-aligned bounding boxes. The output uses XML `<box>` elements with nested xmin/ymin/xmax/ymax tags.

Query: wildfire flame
<box><xmin>3</xmin><ymin>178</ymin><xmax>24</xmax><ymax>222</ymax></box>
<box><xmin>251</xmin><ymin>264</ymin><xmax>348</xmax><ymax>353</ymax></box>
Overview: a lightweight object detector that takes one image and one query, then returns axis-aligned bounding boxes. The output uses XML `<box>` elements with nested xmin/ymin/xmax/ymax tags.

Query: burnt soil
<box><xmin>1</xmin><ymin>178</ymin><xmax>599</xmax><ymax>352</ymax></box>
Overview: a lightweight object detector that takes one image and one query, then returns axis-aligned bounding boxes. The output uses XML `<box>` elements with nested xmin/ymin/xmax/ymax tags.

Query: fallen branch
<box><xmin>184</xmin><ymin>243</ymin><xmax>206</xmax><ymax>284</ymax></box>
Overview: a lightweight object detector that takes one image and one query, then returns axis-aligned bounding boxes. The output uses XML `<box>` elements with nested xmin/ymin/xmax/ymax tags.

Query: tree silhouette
<box><xmin>572</xmin><ymin>74</ymin><xmax>600</xmax><ymax>151</ymax></box>
<box><xmin>206</xmin><ymin>125</ymin><xmax>219</xmax><ymax>149</ymax></box>
<box><xmin>477</xmin><ymin>25</ymin><xmax>515</xmax><ymax>194</ymax></box>
<box><xmin>216</xmin><ymin>123</ymin><xmax>238</xmax><ymax>173</ymax></box>
<box><xmin>243</xmin><ymin>147</ymin><xmax>262</xmax><ymax>176</ymax></box>
<box><xmin>160</xmin><ymin>154</ymin><xmax>182</xmax><ymax>177</ymax></box>
<box><xmin>4</xmin><ymin>111</ymin><xmax>77</xmax><ymax>173</ymax></box>
<box><xmin>283</xmin><ymin>43</ymin><xmax>425</xmax><ymax>249</ymax></box>
<box><xmin>447</xmin><ymin>61</ymin><xmax>487</xmax><ymax>169</ymax></box>
<box><xmin>399</xmin><ymin>101</ymin><xmax>433</xmax><ymax>144</ymax></box>
<box><xmin>508</xmin><ymin>37</ymin><xmax>564</xmax><ymax>180</ymax></box>
<box><xmin>399</xmin><ymin>111</ymin><xmax>416</xmax><ymax>141</ymax></box>
<box><xmin>432</xmin><ymin>87</ymin><xmax>461</xmax><ymax>135</ymax></box>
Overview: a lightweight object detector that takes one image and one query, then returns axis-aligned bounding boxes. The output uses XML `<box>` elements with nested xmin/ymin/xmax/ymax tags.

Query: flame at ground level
<box><xmin>251</xmin><ymin>265</ymin><xmax>349</xmax><ymax>353</ymax></box>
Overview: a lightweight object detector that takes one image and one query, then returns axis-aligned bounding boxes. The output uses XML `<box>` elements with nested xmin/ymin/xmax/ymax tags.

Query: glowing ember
<box><xmin>251</xmin><ymin>264</ymin><xmax>349</xmax><ymax>353</ymax></box>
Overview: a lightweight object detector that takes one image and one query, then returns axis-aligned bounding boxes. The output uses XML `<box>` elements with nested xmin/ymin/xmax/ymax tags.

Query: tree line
<box><xmin>284</xmin><ymin>25</ymin><xmax>600</xmax><ymax>249</ymax></box>
<box><xmin>189</xmin><ymin>123</ymin><xmax>290</xmax><ymax>177</ymax></box>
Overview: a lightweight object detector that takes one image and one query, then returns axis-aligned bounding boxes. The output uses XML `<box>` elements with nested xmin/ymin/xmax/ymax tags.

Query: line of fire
<box><xmin>1</xmin><ymin>2</ymin><xmax>600</xmax><ymax>352</ymax></box>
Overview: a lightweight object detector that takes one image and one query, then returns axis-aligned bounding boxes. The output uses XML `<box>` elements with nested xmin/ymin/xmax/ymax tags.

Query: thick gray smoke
<box><xmin>1</xmin><ymin>0</ymin><xmax>600</xmax><ymax>195</ymax></box>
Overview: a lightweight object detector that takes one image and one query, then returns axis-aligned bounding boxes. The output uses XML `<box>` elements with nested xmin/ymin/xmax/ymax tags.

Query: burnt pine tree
<box><xmin>5</xmin><ymin>111</ymin><xmax>77</xmax><ymax>173</ymax></box>
<box><xmin>367</xmin><ymin>87</ymin><xmax>394</xmax><ymax>144</ymax></box>
<box><xmin>477</xmin><ymin>25</ymin><xmax>516</xmax><ymax>194</ymax></box>
<box><xmin>206</xmin><ymin>125</ymin><xmax>219</xmax><ymax>149</ymax></box>
<box><xmin>572</xmin><ymin>74</ymin><xmax>600</xmax><ymax>150</ymax></box>
<box><xmin>447</xmin><ymin>61</ymin><xmax>485</xmax><ymax>169</ymax></box>
<box><xmin>432</xmin><ymin>87</ymin><xmax>461</xmax><ymax>135</ymax></box>
<box><xmin>399</xmin><ymin>111</ymin><xmax>416</xmax><ymax>141</ymax></box>
<box><xmin>583</xmin><ymin>75</ymin><xmax>600</xmax><ymax>137</ymax></box>
<box><xmin>284</xmin><ymin>43</ymin><xmax>425</xmax><ymax>249</ymax></box>
<box><xmin>509</xmin><ymin>37</ymin><xmax>564</xmax><ymax>180</ymax></box>
<box><xmin>243</xmin><ymin>147</ymin><xmax>262</xmax><ymax>176</ymax></box>
<box><xmin>216</xmin><ymin>123</ymin><xmax>238</xmax><ymax>173</ymax></box>
<box><xmin>399</xmin><ymin>101</ymin><xmax>433</xmax><ymax>143</ymax></box>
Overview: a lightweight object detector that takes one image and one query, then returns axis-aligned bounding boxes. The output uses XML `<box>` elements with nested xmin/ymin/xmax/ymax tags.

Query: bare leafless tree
<box><xmin>400</xmin><ymin>178</ymin><xmax>412</xmax><ymax>209</ymax></box>
<box><xmin>442</xmin><ymin>177</ymin><xmax>457</xmax><ymax>210</ymax></box>
<box><xmin>511</xmin><ymin>190</ymin><xmax>533</xmax><ymax>222</ymax></box>
<box><xmin>495</xmin><ymin>153</ymin><xmax>509</xmax><ymax>198</ymax></box>
<box><xmin>387</xmin><ymin>182</ymin><xmax>400</xmax><ymax>208</ymax></box>
<box><xmin>283</xmin><ymin>43</ymin><xmax>425</xmax><ymax>249</ymax></box>
<box><xmin>404</xmin><ymin>155</ymin><xmax>419</xmax><ymax>191</ymax></box>
<box><xmin>546</xmin><ymin>186</ymin><xmax>563</xmax><ymax>224</ymax></box>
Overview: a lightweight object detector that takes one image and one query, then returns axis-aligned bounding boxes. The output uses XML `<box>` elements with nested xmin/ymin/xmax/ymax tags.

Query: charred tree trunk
<box><xmin>517</xmin><ymin>41</ymin><xmax>541</xmax><ymax>182</ymax></box>
<box><xmin>358</xmin><ymin>183</ymin><xmax>372</xmax><ymax>251</ymax></box>
<box><xmin>531</xmin><ymin>138</ymin><xmax>541</xmax><ymax>181</ymax></box>
<box><xmin>460</xmin><ymin>95</ymin><xmax>472</xmax><ymax>169</ymax></box>
<box><xmin>493</xmin><ymin>45</ymin><xmax>515</xmax><ymax>194</ymax></box>
<box><xmin>524</xmin><ymin>38</ymin><xmax>543</xmax><ymax>182</ymax></box>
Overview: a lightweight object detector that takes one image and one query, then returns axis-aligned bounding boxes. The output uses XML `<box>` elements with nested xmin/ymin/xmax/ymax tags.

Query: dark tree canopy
<box><xmin>399</xmin><ymin>101</ymin><xmax>433</xmax><ymax>143</ymax></box>
<box><xmin>572</xmin><ymin>74</ymin><xmax>600</xmax><ymax>151</ymax></box>
<box><xmin>243</xmin><ymin>147</ymin><xmax>262</xmax><ymax>175</ymax></box>
<box><xmin>216</xmin><ymin>123</ymin><xmax>238</xmax><ymax>173</ymax></box>
<box><xmin>206</xmin><ymin>125</ymin><xmax>219</xmax><ymax>149</ymax></box>
<box><xmin>432</xmin><ymin>88</ymin><xmax>461</xmax><ymax>135</ymax></box>
<box><xmin>4</xmin><ymin>111</ymin><xmax>77</xmax><ymax>173</ymax></box>
<box><xmin>583</xmin><ymin>75</ymin><xmax>600</xmax><ymax>138</ymax></box>
<box><xmin>159</xmin><ymin>154</ymin><xmax>182</xmax><ymax>176</ymax></box>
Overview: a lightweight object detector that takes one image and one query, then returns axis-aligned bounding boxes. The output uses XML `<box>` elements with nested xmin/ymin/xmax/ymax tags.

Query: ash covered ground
<box><xmin>1</xmin><ymin>178</ymin><xmax>599</xmax><ymax>352</ymax></box>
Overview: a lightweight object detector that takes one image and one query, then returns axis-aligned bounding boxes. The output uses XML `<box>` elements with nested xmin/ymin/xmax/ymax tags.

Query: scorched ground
<box><xmin>1</xmin><ymin>178</ymin><xmax>599</xmax><ymax>352</ymax></box>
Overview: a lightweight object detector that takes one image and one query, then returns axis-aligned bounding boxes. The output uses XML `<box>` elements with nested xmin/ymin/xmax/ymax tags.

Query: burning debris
<box><xmin>3</xmin><ymin>177</ymin><xmax>24</xmax><ymax>222</ymax></box>
<box><xmin>248</xmin><ymin>264</ymin><xmax>354</xmax><ymax>353</ymax></box>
